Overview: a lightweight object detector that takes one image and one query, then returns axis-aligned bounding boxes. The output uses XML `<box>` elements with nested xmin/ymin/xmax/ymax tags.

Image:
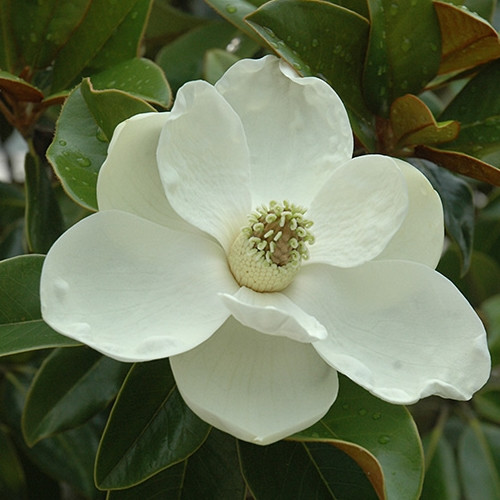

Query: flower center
<box><xmin>228</xmin><ymin>200</ymin><xmax>315</xmax><ymax>292</ymax></box>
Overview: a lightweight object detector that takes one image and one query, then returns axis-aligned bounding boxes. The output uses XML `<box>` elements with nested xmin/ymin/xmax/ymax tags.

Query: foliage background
<box><xmin>1</xmin><ymin>0</ymin><xmax>500</xmax><ymax>498</ymax></box>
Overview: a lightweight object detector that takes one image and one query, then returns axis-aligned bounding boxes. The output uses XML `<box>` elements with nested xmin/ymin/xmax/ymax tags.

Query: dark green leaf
<box><xmin>51</xmin><ymin>0</ymin><xmax>151</xmax><ymax>92</ymax></box>
<box><xmin>0</xmin><ymin>71</ymin><xmax>44</xmax><ymax>102</ymax></box>
<box><xmin>482</xmin><ymin>294</ymin><xmax>500</xmax><ymax>365</ymax></box>
<box><xmin>409</xmin><ymin>158</ymin><xmax>474</xmax><ymax>273</ymax></box>
<box><xmin>204</xmin><ymin>49</ymin><xmax>240</xmax><ymax>84</ymax></box>
<box><xmin>363</xmin><ymin>0</ymin><xmax>441</xmax><ymax>116</ymax></box>
<box><xmin>458</xmin><ymin>421</ymin><xmax>500</xmax><ymax>500</ymax></box>
<box><xmin>0</xmin><ymin>255</ymin><xmax>80</xmax><ymax>357</ymax></box>
<box><xmin>475</xmin><ymin>385</ymin><xmax>500</xmax><ymax>424</ymax></box>
<box><xmin>440</xmin><ymin>60</ymin><xmax>500</xmax><ymax>169</ymax></box>
<box><xmin>0</xmin><ymin>426</ymin><xmax>27</xmax><ymax>500</ymax></box>
<box><xmin>239</xmin><ymin>439</ymin><xmax>378</xmax><ymax>499</ymax></box>
<box><xmin>23</xmin><ymin>347</ymin><xmax>130</xmax><ymax>446</ymax></box>
<box><xmin>90</xmin><ymin>58</ymin><xmax>171</xmax><ymax>108</ymax></box>
<box><xmin>421</xmin><ymin>433</ymin><xmax>460</xmax><ymax>500</ymax></box>
<box><xmin>24</xmin><ymin>153</ymin><xmax>65</xmax><ymax>253</ymax></box>
<box><xmin>246</xmin><ymin>0</ymin><xmax>376</xmax><ymax>149</ymax></box>
<box><xmin>0</xmin><ymin>181</ymin><xmax>24</xmax><ymax>226</ymax></box>
<box><xmin>0</xmin><ymin>219</ymin><xmax>25</xmax><ymax>260</ymax></box>
<box><xmin>95</xmin><ymin>359</ymin><xmax>210</xmax><ymax>489</ymax></box>
<box><xmin>295</xmin><ymin>375</ymin><xmax>424</xmax><ymax>500</ymax></box>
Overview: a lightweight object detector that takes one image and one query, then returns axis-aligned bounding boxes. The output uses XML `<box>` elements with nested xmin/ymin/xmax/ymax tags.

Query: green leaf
<box><xmin>409</xmin><ymin>158</ymin><xmax>474</xmax><ymax>273</ymax></box>
<box><xmin>0</xmin><ymin>255</ymin><xmax>80</xmax><ymax>357</ymax></box>
<box><xmin>51</xmin><ymin>0</ymin><xmax>151</xmax><ymax>92</ymax></box>
<box><xmin>0</xmin><ymin>426</ymin><xmax>27</xmax><ymax>500</ymax></box>
<box><xmin>0</xmin><ymin>219</ymin><xmax>25</xmax><ymax>260</ymax></box>
<box><xmin>421</xmin><ymin>433</ymin><xmax>460</xmax><ymax>500</ymax></box>
<box><xmin>155</xmin><ymin>21</ymin><xmax>251</xmax><ymax>93</ymax></box>
<box><xmin>204</xmin><ymin>49</ymin><xmax>240</xmax><ymax>84</ymax></box>
<box><xmin>107</xmin><ymin>429</ymin><xmax>246</xmax><ymax>499</ymax></box>
<box><xmin>2</xmin><ymin>369</ymin><xmax>104</xmax><ymax>500</ymax></box>
<box><xmin>239</xmin><ymin>439</ymin><xmax>379</xmax><ymax>499</ymax></box>
<box><xmin>95</xmin><ymin>359</ymin><xmax>210</xmax><ymax>490</ymax></box>
<box><xmin>90</xmin><ymin>58</ymin><xmax>171</xmax><ymax>108</ymax></box>
<box><xmin>24</xmin><ymin>152</ymin><xmax>65</xmax><ymax>254</ymax></box>
<box><xmin>475</xmin><ymin>385</ymin><xmax>500</xmax><ymax>424</ymax></box>
<box><xmin>363</xmin><ymin>0</ymin><xmax>441</xmax><ymax>116</ymax></box>
<box><xmin>458</xmin><ymin>421</ymin><xmax>500</xmax><ymax>500</ymax></box>
<box><xmin>22</xmin><ymin>347</ymin><xmax>130</xmax><ymax>446</ymax></box>
<box><xmin>0</xmin><ymin>181</ymin><xmax>24</xmax><ymax>227</ymax></box>
<box><xmin>482</xmin><ymin>294</ymin><xmax>500</xmax><ymax>365</ymax></box>
<box><xmin>295</xmin><ymin>375</ymin><xmax>424</xmax><ymax>500</ymax></box>
<box><xmin>245</xmin><ymin>0</ymin><xmax>376</xmax><ymax>150</ymax></box>
<box><xmin>440</xmin><ymin>60</ymin><xmax>500</xmax><ymax>171</ymax></box>
<box><xmin>47</xmin><ymin>82</ymin><xmax>154</xmax><ymax>210</ymax></box>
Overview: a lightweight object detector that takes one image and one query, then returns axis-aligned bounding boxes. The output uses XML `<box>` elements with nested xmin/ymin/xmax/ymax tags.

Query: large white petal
<box><xmin>157</xmin><ymin>80</ymin><xmax>252</xmax><ymax>252</ymax></box>
<box><xmin>215</xmin><ymin>55</ymin><xmax>353</xmax><ymax>207</ymax></box>
<box><xmin>307</xmin><ymin>155</ymin><xmax>409</xmax><ymax>267</ymax></box>
<box><xmin>41</xmin><ymin>210</ymin><xmax>238</xmax><ymax>362</ymax></box>
<box><xmin>171</xmin><ymin>316</ymin><xmax>338</xmax><ymax>445</ymax></box>
<box><xmin>376</xmin><ymin>159</ymin><xmax>444</xmax><ymax>268</ymax></box>
<box><xmin>286</xmin><ymin>261</ymin><xmax>490</xmax><ymax>404</ymax></box>
<box><xmin>97</xmin><ymin>112</ymin><xmax>195</xmax><ymax>233</ymax></box>
<box><xmin>219</xmin><ymin>286</ymin><xmax>327</xmax><ymax>343</ymax></box>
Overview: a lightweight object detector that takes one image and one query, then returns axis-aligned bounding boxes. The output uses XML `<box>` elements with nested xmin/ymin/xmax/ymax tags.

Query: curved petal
<box><xmin>171</xmin><ymin>316</ymin><xmax>338</xmax><ymax>445</ymax></box>
<box><xmin>307</xmin><ymin>155</ymin><xmax>409</xmax><ymax>268</ymax></box>
<box><xmin>219</xmin><ymin>286</ymin><xmax>327</xmax><ymax>343</ymax></box>
<box><xmin>286</xmin><ymin>261</ymin><xmax>490</xmax><ymax>404</ymax></box>
<box><xmin>41</xmin><ymin>210</ymin><xmax>238</xmax><ymax>362</ymax></box>
<box><xmin>215</xmin><ymin>55</ymin><xmax>353</xmax><ymax>207</ymax></box>
<box><xmin>157</xmin><ymin>80</ymin><xmax>252</xmax><ymax>252</ymax></box>
<box><xmin>376</xmin><ymin>159</ymin><xmax>444</xmax><ymax>268</ymax></box>
<box><xmin>97</xmin><ymin>113</ymin><xmax>196</xmax><ymax>233</ymax></box>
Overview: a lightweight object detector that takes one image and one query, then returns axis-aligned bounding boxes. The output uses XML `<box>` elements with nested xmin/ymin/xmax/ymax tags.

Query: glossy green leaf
<box><xmin>22</xmin><ymin>347</ymin><xmax>130</xmax><ymax>446</ymax></box>
<box><xmin>440</xmin><ymin>60</ymin><xmax>500</xmax><ymax>171</ymax></box>
<box><xmin>0</xmin><ymin>255</ymin><xmax>80</xmax><ymax>357</ymax></box>
<box><xmin>47</xmin><ymin>82</ymin><xmax>154</xmax><ymax>210</ymax></box>
<box><xmin>421</xmin><ymin>433</ymin><xmax>460</xmax><ymax>500</ymax></box>
<box><xmin>24</xmin><ymin>152</ymin><xmax>65</xmax><ymax>254</ymax></box>
<box><xmin>204</xmin><ymin>49</ymin><xmax>240</xmax><ymax>84</ymax></box>
<box><xmin>2</xmin><ymin>370</ymin><xmax>103</xmax><ymax>500</ymax></box>
<box><xmin>409</xmin><ymin>158</ymin><xmax>474</xmax><ymax>272</ymax></box>
<box><xmin>90</xmin><ymin>58</ymin><xmax>171</xmax><ymax>108</ymax></box>
<box><xmin>0</xmin><ymin>71</ymin><xmax>44</xmax><ymax>102</ymax></box>
<box><xmin>458</xmin><ymin>421</ymin><xmax>500</xmax><ymax>500</ymax></box>
<box><xmin>95</xmin><ymin>359</ymin><xmax>210</xmax><ymax>490</ymax></box>
<box><xmin>482</xmin><ymin>294</ymin><xmax>500</xmax><ymax>365</ymax></box>
<box><xmin>330</xmin><ymin>0</ymin><xmax>369</xmax><ymax>17</ymax></box>
<box><xmin>51</xmin><ymin>0</ymin><xmax>150</xmax><ymax>92</ymax></box>
<box><xmin>295</xmin><ymin>375</ymin><xmax>424</xmax><ymax>500</ymax></box>
<box><xmin>0</xmin><ymin>426</ymin><xmax>27</xmax><ymax>500</ymax></box>
<box><xmin>239</xmin><ymin>439</ymin><xmax>378</xmax><ymax>499</ymax></box>
<box><xmin>107</xmin><ymin>429</ymin><xmax>245</xmax><ymax>499</ymax></box>
<box><xmin>363</xmin><ymin>0</ymin><xmax>441</xmax><ymax>116</ymax></box>
<box><xmin>0</xmin><ymin>181</ymin><xmax>24</xmax><ymax>226</ymax></box>
<box><xmin>80</xmin><ymin>79</ymin><xmax>155</xmax><ymax>140</ymax></box>
<box><xmin>246</xmin><ymin>0</ymin><xmax>376</xmax><ymax>150</ymax></box>
<box><xmin>0</xmin><ymin>219</ymin><xmax>25</xmax><ymax>260</ymax></box>
<box><xmin>155</xmin><ymin>21</ymin><xmax>252</xmax><ymax>93</ymax></box>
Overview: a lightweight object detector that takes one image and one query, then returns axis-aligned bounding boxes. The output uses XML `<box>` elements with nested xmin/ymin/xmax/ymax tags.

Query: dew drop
<box><xmin>58</xmin><ymin>139</ymin><xmax>67</xmax><ymax>146</ymax></box>
<box><xmin>358</xmin><ymin>408</ymin><xmax>367</xmax><ymax>416</ymax></box>
<box><xmin>96</xmin><ymin>129</ymin><xmax>107</xmax><ymax>142</ymax></box>
<box><xmin>378</xmin><ymin>435</ymin><xmax>391</xmax><ymax>444</ymax></box>
<box><xmin>342</xmin><ymin>403</ymin><xmax>349</xmax><ymax>410</ymax></box>
<box><xmin>372</xmin><ymin>412</ymin><xmax>382</xmax><ymax>420</ymax></box>
<box><xmin>401</xmin><ymin>38</ymin><xmax>412</xmax><ymax>53</ymax></box>
<box><xmin>225</xmin><ymin>4</ymin><xmax>237</xmax><ymax>13</ymax></box>
<box><xmin>311</xmin><ymin>38</ymin><xmax>319</xmax><ymax>48</ymax></box>
<box><xmin>76</xmin><ymin>157</ymin><xmax>91</xmax><ymax>168</ymax></box>
<box><xmin>29</xmin><ymin>32</ymin><xmax>37</xmax><ymax>43</ymax></box>
<box><xmin>389</xmin><ymin>3</ymin><xmax>398</xmax><ymax>15</ymax></box>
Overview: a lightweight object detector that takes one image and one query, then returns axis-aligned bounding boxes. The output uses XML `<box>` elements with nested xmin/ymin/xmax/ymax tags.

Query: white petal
<box><xmin>97</xmin><ymin>113</ymin><xmax>195</xmax><ymax>233</ymax></box>
<box><xmin>286</xmin><ymin>261</ymin><xmax>490</xmax><ymax>404</ymax></box>
<box><xmin>157</xmin><ymin>80</ymin><xmax>252</xmax><ymax>252</ymax></box>
<box><xmin>41</xmin><ymin>210</ymin><xmax>238</xmax><ymax>362</ymax></box>
<box><xmin>307</xmin><ymin>155</ymin><xmax>409</xmax><ymax>267</ymax></box>
<box><xmin>376</xmin><ymin>159</ymin><xmax>444</xmax><ymax>268</ymax></box>
<box><xmin>215</xmin><ymin>55</ymin><xmax>353</xmax><ymax>207</ymax></box>
<box><xmin>171</xmin><ymin>316</ymin><xmax>338</xmax><ymax>445</ymax></box>
<box><xmin>219</xmin><ymin>286</ymin><xmax>327</xmax><ymax>343</ymax></box>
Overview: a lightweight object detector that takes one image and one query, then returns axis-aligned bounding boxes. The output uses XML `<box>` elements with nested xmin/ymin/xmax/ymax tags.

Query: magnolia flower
<box><xmin>41</xmin><ymin>55</ymin><xmax>490</xmax><ymax>445</ymax></box>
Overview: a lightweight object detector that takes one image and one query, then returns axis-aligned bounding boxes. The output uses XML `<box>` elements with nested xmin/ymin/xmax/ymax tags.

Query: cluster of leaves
<box><xmin>1</xmin><ymin>0</ymin><xmax>500</xmax><ymax>498</ymax></box>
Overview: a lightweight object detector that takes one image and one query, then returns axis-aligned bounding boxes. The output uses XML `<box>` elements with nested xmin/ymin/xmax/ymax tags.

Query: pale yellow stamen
<box><xmin>228</xmin><ymin>201</ymin><xmax>314</xmax><ymax>293</ymax></box>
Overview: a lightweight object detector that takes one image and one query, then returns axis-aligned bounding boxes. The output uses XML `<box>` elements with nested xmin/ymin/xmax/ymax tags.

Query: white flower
<box><xmin>41</xmin><ymin>56</ymin><xmax>490</xmax><ymax>445</ymax></box>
